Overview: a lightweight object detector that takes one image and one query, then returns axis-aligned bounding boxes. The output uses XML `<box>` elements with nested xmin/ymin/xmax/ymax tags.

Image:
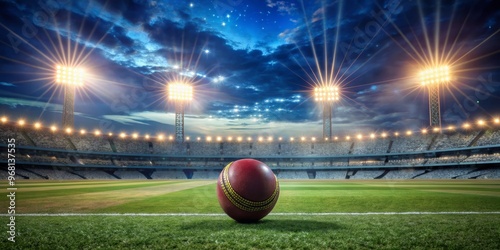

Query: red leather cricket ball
<box><xmin>216</xmin><ymin>158</ymin><xmax>280</xmax><ymax>223</ymax></box>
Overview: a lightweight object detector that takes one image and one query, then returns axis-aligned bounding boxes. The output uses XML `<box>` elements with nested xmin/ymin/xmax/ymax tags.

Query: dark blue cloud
<box><xmin>0</xmin><ymin>0</ymin><xmax>499</xmax><ymax>137</ymax></box>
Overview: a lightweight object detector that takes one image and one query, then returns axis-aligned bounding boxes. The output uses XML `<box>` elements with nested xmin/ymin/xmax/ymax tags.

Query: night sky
<box><xmin>0</xmin><ymin>0</ymin><xmax>499</xmax><ymax>138</ymax></box>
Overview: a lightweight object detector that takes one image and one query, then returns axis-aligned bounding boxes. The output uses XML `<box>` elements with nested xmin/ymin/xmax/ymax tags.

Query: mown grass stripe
<box><xmin>3</xmin><ymin>211</ymin><xmax>500</xmax><ymax>216</ymax></box>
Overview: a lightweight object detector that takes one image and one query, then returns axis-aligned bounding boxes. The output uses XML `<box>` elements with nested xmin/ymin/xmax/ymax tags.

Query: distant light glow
<box><xmin>477</xmin><ymin>119</ymin><xmax>486</xmax><ymax>126</ymax></box>
<box><xmin>50</xmin><ymin>125</ymin><xmax>57</xmax><ymax>132</ymax></box>
<box><xmin>80</xmin><ymin>129</ymin><xmax>86</xmax><ymax>135</ymax></box>
<box><xmin>18</xmin><ymin>119</ymin><xmax>25</xmax><ymax>126</ymax></box>
<box><xmin>213</xmin><ymin>75</ymin><xmax>225</xmax><ymax>83</ymax></box>
<box><xmin>1</xmin><ymin>117</ymin><xmax>7</xmax><ymax>123</ymax></box>
<box><xmin>34</xmin><ymin>122</ymin><xmax>41</xmax><ymax>129</ymax></box>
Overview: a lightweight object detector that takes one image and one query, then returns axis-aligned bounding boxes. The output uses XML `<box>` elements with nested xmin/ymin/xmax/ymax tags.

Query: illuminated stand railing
<box><xmin>1</xmin><ymin>116</ymin><xmax>499</xmax><ymax>143</ymax></box>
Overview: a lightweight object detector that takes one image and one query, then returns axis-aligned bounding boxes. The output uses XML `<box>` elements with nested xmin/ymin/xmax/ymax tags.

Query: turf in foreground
<box><xmin>2</xmin><ymin>214</ymin><xmax>499</xmax><ymax>249</ymax></box>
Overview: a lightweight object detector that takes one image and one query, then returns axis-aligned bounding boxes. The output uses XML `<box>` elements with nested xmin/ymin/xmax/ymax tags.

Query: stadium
<box><xmin>1</xmin><ymin>0</ymin><xmax>500</xmax><ymax>249</ymax></box>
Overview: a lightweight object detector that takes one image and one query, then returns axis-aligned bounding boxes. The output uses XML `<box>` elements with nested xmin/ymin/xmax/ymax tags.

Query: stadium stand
<box><xmin>71</xmin><ymin>136</ymin><xmax>113</xmax><ymax>152</ymax></box>
<box><xmin>1</xmin><ymin>122</ymin><xmax>500</xmax><ymax>180</ymax></box>
<box><xmin>113</xmin><ymin>139</ymin><xmax>150</xmax><ymax>154</ymax></box>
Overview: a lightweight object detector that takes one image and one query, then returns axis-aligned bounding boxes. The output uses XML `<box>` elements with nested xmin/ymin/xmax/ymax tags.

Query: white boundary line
<box><xmin>1</xmin><ymin>211</ymin><xmax>500</xmax><ymax>216</ymax></box>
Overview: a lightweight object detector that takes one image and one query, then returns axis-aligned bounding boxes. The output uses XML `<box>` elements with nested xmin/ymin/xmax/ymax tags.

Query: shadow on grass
<box><xmin>180</xmin><ymin>218</ymin><xmax>342</xmax><ymax>232</ymax></box>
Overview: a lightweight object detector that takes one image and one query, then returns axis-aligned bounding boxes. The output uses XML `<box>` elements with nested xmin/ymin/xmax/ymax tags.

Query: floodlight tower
<box><xmin>56</xmin><ymin>65</ymin><xmax>84</xmax><ymax>128</ymax></box>
<box><xmin>419</xmin><ymin>66</ymin><xmax>451</xmax><ymax>129</ymax></box>
<box><xmin>314</xmin><ymin>86</ymin><xmax>340</xmax><ymax>139</ymax></box>
<box><xmin>168</xmin><ymin>82</ymin><xmax>193</xmax><ymax>142</ymax></box>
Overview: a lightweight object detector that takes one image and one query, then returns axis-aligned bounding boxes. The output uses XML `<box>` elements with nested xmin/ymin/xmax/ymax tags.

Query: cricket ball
<box><xmin>217</xmin><ymin>158</ymin><xmax>280</xmax><ymax>223</ymax></box>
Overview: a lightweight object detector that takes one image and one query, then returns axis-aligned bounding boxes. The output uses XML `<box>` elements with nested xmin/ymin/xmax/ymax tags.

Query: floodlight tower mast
<box><xmin>419</xmin><ymin>66</ymin><xmax>451</xmax><ymax>129</ymax></box>
<box><xmin>168</xmin><ymin>83</ymin><xmax>193</xmax><ymax>142</ymax></box>
<box><xmin>314</xmin><ymin>86</ymin><xmax>340</xmax><ymax>139</ymax></box>
<box><xmin>56</xmin><ymin>65</ymin><xmax>84</xmax><ymax>128</ymax></box>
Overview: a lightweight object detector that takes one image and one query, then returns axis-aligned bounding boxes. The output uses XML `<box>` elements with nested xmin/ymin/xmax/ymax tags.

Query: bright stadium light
<box><xmin>80</xmin><ymin>129</ymin><xmax>86</xmax><ymax>135</ymax></box>
<box><xmin>1</xmin><ymin>116</ymin><xmax>7</xmax><ymax>123</ymax></box>
<box><xmin>346</xmin><ymin>136</ymin><xmax>351</xmax><ymax>140</ymax></box>
<box><xmin>357</xmin><ymin>134</ymin><xmax>363</xmax><ymax>140</ymax></box>
<box><xmin>132</xmin><ymin>133</ymin><xmax>138</xmax><ymax>139</ymax></box>
<box><xmin>185</xmin><ymin>136</ymin><xmax>190</xmax><ymax>141</ymax></box>
<box><xmin>94</xmin><ymin>130</ymin><xmax>101</xmax><ymax>136</ymax></box>
<box><xmin>56</xmin><ymin>65</ymin><xmax>84</xmax><ymax>86</ymax></box>
<box><xmin>158</xmin><ymin>134</ymin><xmax>164</xmax><ymax>141</ymax></box>
<box><xmin>65</xmin><ymin>127</ymin><xmax>72</xmax><ymax>134</ymax></box>
<box><xmin>494</xmin><ymin>118</ymin><xmax>500</xmax><ymax>124</ymax></box>
<box><xmin>145</xmin><ymin>134</ymin><xmax>150</xmax><ymax>139</ymax></box>
<box><xmin>18</xmin><ymin>119</ymin><xmax>25</xmax><ymax>126</ymax></box>
<box><xmin>34</xmin><ymin>122</ymin><xmax>41</xmax><ymax>129</ymax></box>
<box><xmin>56</xmin><ymin>65</ymin><xmax>85</xmax><ymax>128</ymax></box>
<box><xmin>50</xmin><ymin>125</ymin><xmax>57</xmax><ymax>132</ymax></box>
<box><xmin>314</xmin><ymin>85</ymin><xmax>340</xmax><ymax>140</ymax></box>
<box><xmin>381</xmin><ymin>133</ymin><xmax>387</xmax><ymax>138</ymax></box>
<box><xmin>463</xmin><ymin>123</ymin><xmax>471</xmax><ymax>129</ymax></box>
<box><xmin>370</xmin><ymin>133</ymin><xmax>376</xmax><ymax>139</ymax></box>
<box><xmin>422</xmin><ymin>129</ymin><xmax>428</xmax><ymax>134</ymax></box>
<box><xmin>168</xmin><ymin>82</ymin><xmax>193</xmax><ymax>142</ymax></box>
<box><xmin>419</xmin><ymin>65</ymin><xmax>451</xmax><ymax>129</ymax></box>
<box><xmin>477</xmin><ymin>119</ymin><xmax>486</xmax><ymax>126</ymax></box>
<box><xmin>120</xmin><ymin>132</ymin><xmax>126</xmax><ymax>138</ymax></box>
<box><xmin>237</xmin><ymin>137</ymin><xmax>242</xmax><ymax>142</ymax></box>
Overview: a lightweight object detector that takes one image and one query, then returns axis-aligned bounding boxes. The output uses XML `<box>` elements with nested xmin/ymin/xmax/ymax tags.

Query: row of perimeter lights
<box><xmin>2</xmin><ymin>116</ymin><xmax>500</xmax><ymax>143</ymax></box>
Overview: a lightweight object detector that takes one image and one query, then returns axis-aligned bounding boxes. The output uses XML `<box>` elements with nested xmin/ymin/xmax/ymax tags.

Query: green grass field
<box><xmin>1</xmin><ymin>179</ymin><xmax>500</xmax><ymax>249</ymax></box>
